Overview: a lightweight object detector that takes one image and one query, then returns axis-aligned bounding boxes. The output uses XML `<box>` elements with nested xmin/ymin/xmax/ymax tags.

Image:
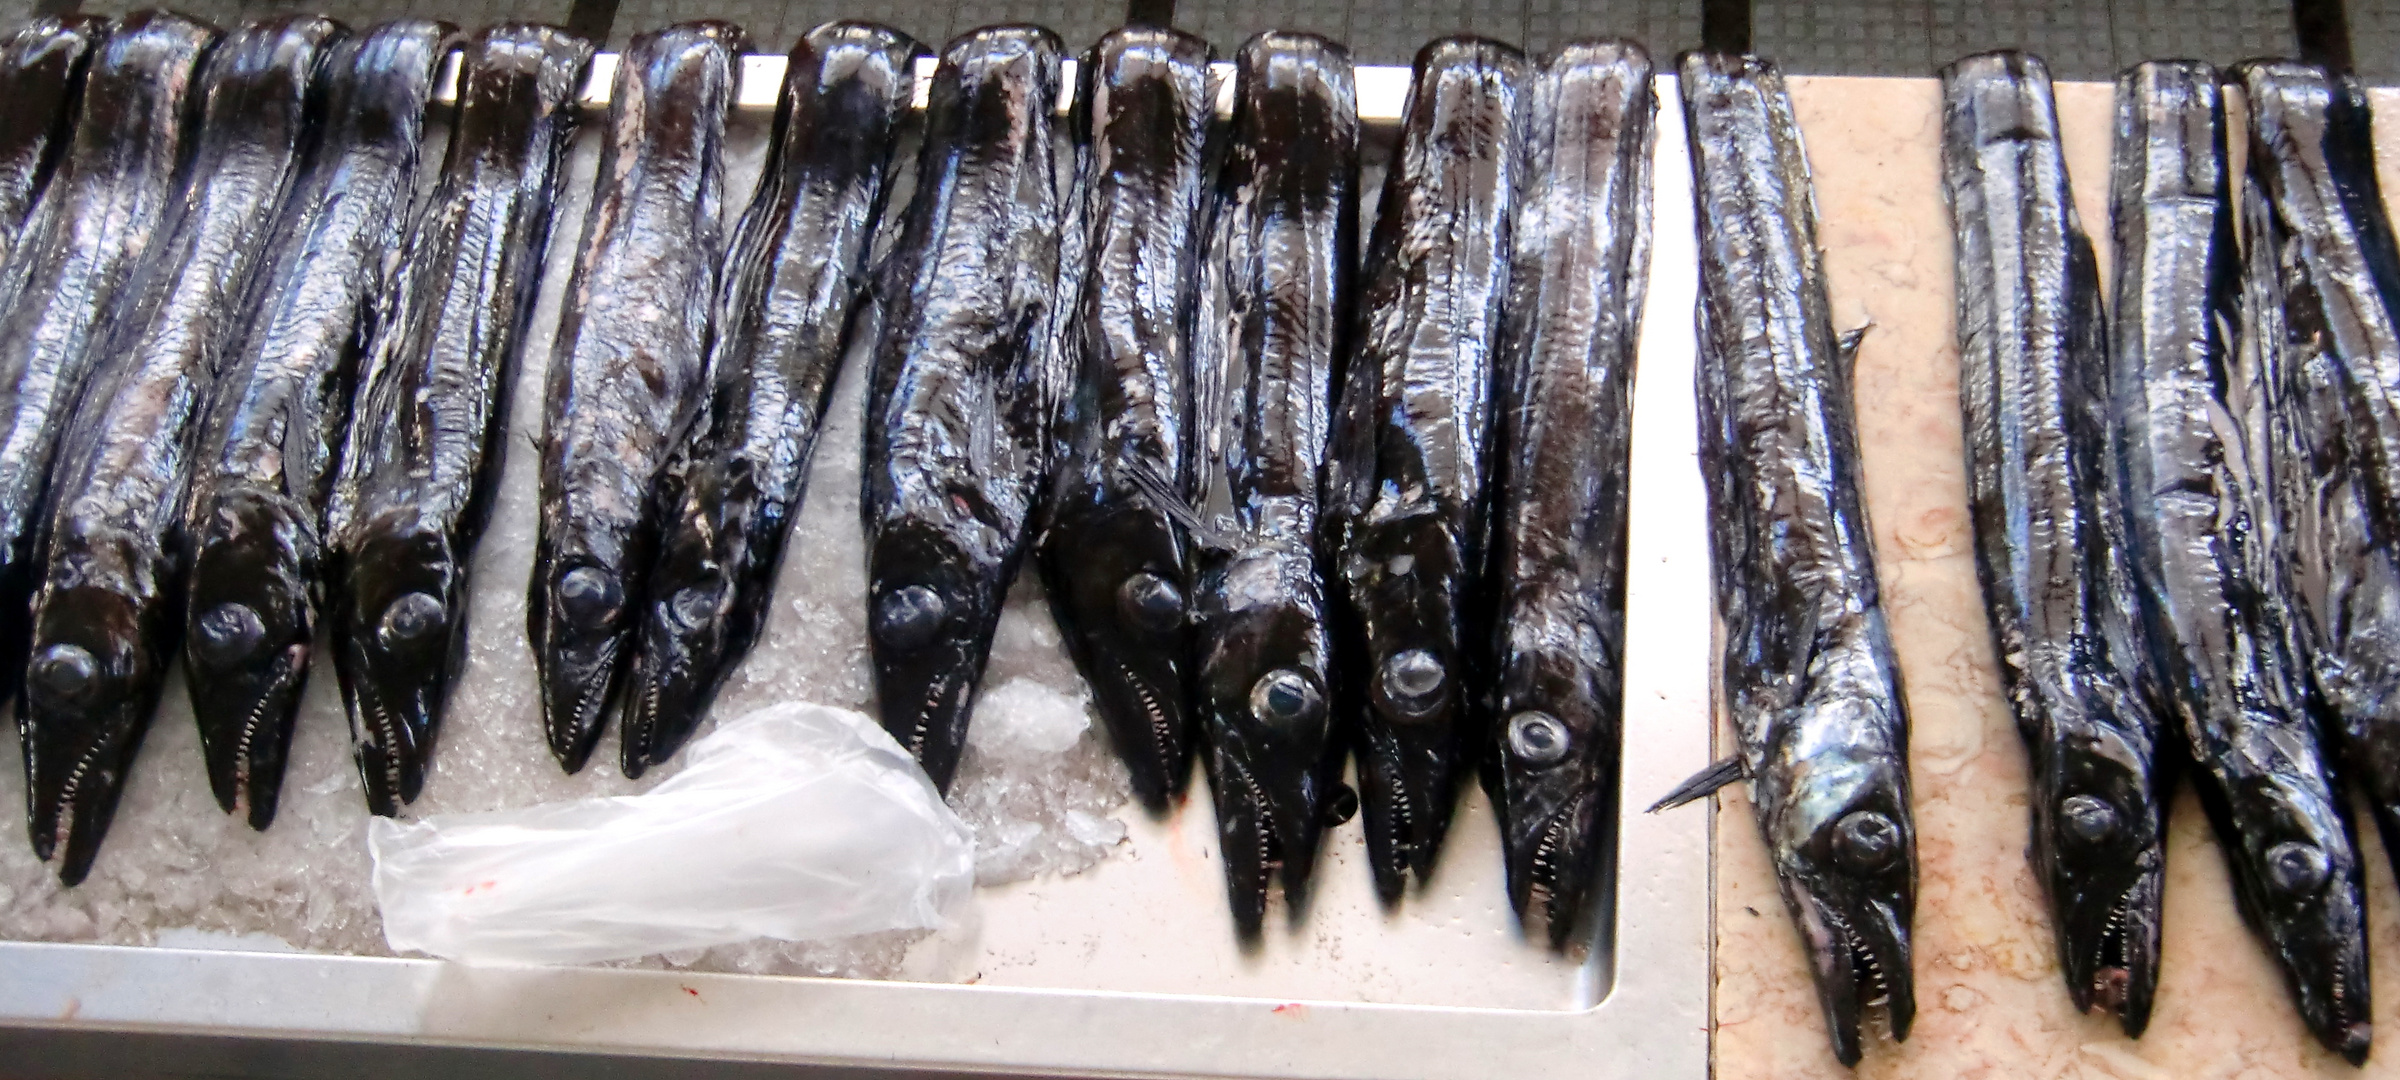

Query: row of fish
<box><xmin>0</xmin><ymin>12</ymin><xmax>585</xmax><ymax>883</ymax></box>
<box><xmin>0</xmin><ymin>10</ymin><xmax>1663</xmax><ymax>953</ymax></box>
<box><xmin>1938</xmin><ymin>51</ymin><xmax>2400</xmax><ymax>1066</ymax></box>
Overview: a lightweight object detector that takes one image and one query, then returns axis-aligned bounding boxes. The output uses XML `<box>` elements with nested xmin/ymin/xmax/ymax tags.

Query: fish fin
<box><xmin>1119</xmin><ymin>456</ymin><xmax>1234</xmax><ymax>552</ymax></box>
<box><xmin>1837</xmin><ymin>323</ymin><xmax>1872</xmax><ymax>378</ymax></box>
<box><xmin>1647</xmin><ymin>755</ymin><xmax>1746</xmax><ymax>812</ymax></box>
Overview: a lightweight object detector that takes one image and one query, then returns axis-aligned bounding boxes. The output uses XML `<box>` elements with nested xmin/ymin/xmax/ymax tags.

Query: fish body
<box><xmin>1939</xmin><ymin>52</ymin><xmax>2167</xmax><ymax>1036</ymax></box>
<box><xmin>0</xmin><ymin>14</ymin><xmax>105</xmax><ymax>268</ymax></box>
<box><xmin>1480</xmin><ymin>40</ymin><xmax>1650</xmax><ymax>944</ymax></box>
<box><xmin>2218</xmin><ymin>58</ymin><xmax>2386</xmax><ymax>1062</ymax></box>
<box><xmin>0</xmin><ymin>13</ymin><xmax>214</xmax><ymax>726</ymax></box>
<box><xmin>180</xmin><ymin>20</ymin><xmax>450</xmax><ymax>830</ymax></box>
<box><xmin>326</xmin><ymin>23</ymin><xmax>591</xmax><ymax>814</ymax></box>
<box><xmin>532</xmin><ymin>21</ymin><xmax>746</xmax><ymax>775</ymax></box>
<box><xmin>1327</xmin><ymin>35</ymin><xmax>1525</xmax><ymax>900</ymax></box>
<box><xmin>1035</xmin><ymin>25</ymin><xmax>1215</xmax><ymax>811</ymax></box>
<box><xmin>1682</xmin><ymin>52</ymin><xmax>1917</xmax><ymax>1066</ymax></box>
<box><xmin>1189</xmin><ymin>31</ymin><xmax>1356</xmax><ymax>936</ymax></box>
<box><xmin>625</xmin><ymin>22</ymin><xmax>920</xmax><ymax>778</ymax></box>
<box><xmin>22</xmin><ymin>16</ymin><xmax>338</xmax><ymax>885</ymax></box>
<box><xmin>861</xmin><ymin>25</ymin><xmax>1072</xmax><ymax>794</ymax></box>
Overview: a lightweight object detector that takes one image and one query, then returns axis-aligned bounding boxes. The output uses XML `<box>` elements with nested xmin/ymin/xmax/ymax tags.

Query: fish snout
<box><xmin>534</xmin><ymin>563</ymin><xmax>633</xmax><ymax>773</ymax></box>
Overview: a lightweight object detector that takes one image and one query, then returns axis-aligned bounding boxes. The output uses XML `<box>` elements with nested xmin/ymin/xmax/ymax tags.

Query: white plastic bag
<box><xmin>368</xmin><ymin>703</ymin><xmax>975</xmax><ymax>966</ymax></box>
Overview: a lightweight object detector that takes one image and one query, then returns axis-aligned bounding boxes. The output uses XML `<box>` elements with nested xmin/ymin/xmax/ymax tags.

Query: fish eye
<box><xmin>1506</xmin><ymin>711</ymin><xmax>1570</xmax><ymax>765</ymax></box>
<box><xmin>193</xmin><ymin>603</ymin><xmax>268</xmax><ymax>668</ymax></box>
<box><xmin>557</xmin><ymin>567</ymin><xmax>623</xmax><ymax>629</ymax></box>
<box><xmin>2059</xmin><ymin>793</ymin><xmax>2120</xmax><ymax>847</ymax></box>
<box><xmin>30</xmin><ymin>644</ymin><xmax>98</xmax><ymax>702</ymax></box>
<box><xmin>2265</xmin><ymin>840</ymin><xmax>2330</xmax><ymax>896</ymax></box>
<box><xmin>1116</xmin><ymin>572</ymin><xmax>1183</xmax><ymax>634</ymax></box>
<box><xmin>1832</xmin><ymin>810</ymin><xmax>1902</xmax><ymax>873</ymax></box>
<box><xmin>377</xmin><ymin>592</ymin><xmax>446</xmax><ymax>651</ymax></box>
<box><xmin>1376</xmin><ymin>649</ymin><xmax>1448</xmax><ymax>720</ymax></box>
<box><xmin>668</xmin><ymin>583</ymin><xmax>721</xmax><ymax>630</ymax></box>
<box><xmin>873</xmin><ymin>585</ymin><xmax>948</xmax><ymax>650</ymax></box>
<box><xmin>1248</xmin><ymin>668</ymin><xmax>1324</xmax><ymax>729</ymax></box>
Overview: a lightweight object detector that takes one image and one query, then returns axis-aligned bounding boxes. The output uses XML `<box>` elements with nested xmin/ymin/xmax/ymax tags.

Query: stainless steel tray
<box><xmin>0</xmin><ymin>62</ymin><xmax>1713</xmax><ymax>1080</ymax></box>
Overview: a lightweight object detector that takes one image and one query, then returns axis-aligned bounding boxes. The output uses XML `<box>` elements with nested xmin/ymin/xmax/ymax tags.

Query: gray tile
<box><xmin>1931</xmin><ymin>0</ymin><xmax>2116</xmax><ymax>78</ymax></box>
<box><xmin>1755</xmin><ymin>0</ymin><xmax>1935</xmax><ymax>76</ymax></box>
<box><xmin>2111</xmin><ymin>0</ymin><xmax>2291</xmax><ymax>73</ymax></box>
<box><xmin>2349</xmin><ymin>0</ymin><xmax>2400</xmax><ymax>83</ymax></box>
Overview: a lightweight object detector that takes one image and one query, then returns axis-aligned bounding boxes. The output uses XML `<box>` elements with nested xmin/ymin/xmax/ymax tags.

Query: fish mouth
<box><xmin>2058</xmin><ymin>863</ymin><xmax>2160</xmax><ymax>1036</ymax></box>
<box><xmin>1210</xmin><ymin>749</ymin><xmax>1280</xmax><ymax>936</ymax></box>
<box><xmin>1107</xmin><ymin>656</ymin><xmax>1189</xmax><ymax>807</ymax></box>
<box><xmin>340</xmin><ymin>656</ymin><xmax>434</xmax><ymax>815</ymax></box>
<box><xmin>1356</xmin><ymin>686</ymin><xmax>1464</xmax><ymax>902</ymax></box>
<box><xmin>1791</xmin><ymin>881</ymin><xmax>1915</xmax><ymax>1067</ymax></box>
<box><xmin>191</xmin><ymin>641</ymin><xmax>309</xmax><ymax>830</ymax></box>
<box><xmin>538</xmin><ymin>630</ymin><xmax>622</xmax><ymax>774</ymax></box>
<box><xmin>621</xmin><ymin>617</ymin><xmax>714</xmax><ymax>779</ymax></box>
<box><xmin>1502</xmin><ymin>785</ymin><xmax>1606</xmax><ymax>946</ymax></box>
<box><xmin>24</xmin><ymin>685</ymin><xmax>153</xmax><ymax>887</ymax></box>
<box><xmin>870</xmin><ymin>632</ymin><xmax>983</xmax><ymax>793</ymax></box>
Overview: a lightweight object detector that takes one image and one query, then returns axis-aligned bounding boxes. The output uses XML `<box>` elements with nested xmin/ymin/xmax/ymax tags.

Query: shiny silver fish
<box><xmin>1672</xmin><ymin>51</ymin><xmax>1916</xmax><ymax>1066</ymax></box>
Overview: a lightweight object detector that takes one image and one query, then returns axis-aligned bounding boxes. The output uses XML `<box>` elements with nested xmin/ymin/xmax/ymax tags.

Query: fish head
<box><xmin>1195</xmin><ymin>547</ymin><xmax>1340</xmax><ymax>936</ymax></box>
<box><xmin>22</xmin><ymin>567</ymin><xmax>157</xmax><ymax>886</ymax></box>
<box><xmin>1344</xmin><ymin>513</ymin><xmax>1472</xmax><ymax>897</ymax></box>
<box><xmin>1764</xmin><ymin>693</ymin><xmax>1916</xmax><ymax>1067</ymax></box>
<box><xmin>2226</xmin><ymin>770</ymin><xmax>2372</xmax><ymax>1063</ymax></box>
<box><xmin>331</xmin><ymin>515</ymin><xmax>460</xmax><ymax>814</ymax></box>
<box><xmin>2031</xmin><ymin>711</ymin><xmax>2163</xmax><ymax>1035</ymax></box>
<box><xmin>530</xmin><ymin>545</ymin><xmax>635</xmax><ymax>774</ymax></box>
<box><xmin>867</xmin><ymin>515</ymin><xmax>1005</xmax><ymax>793</ymax></box>
<box><xmin>621</xmin><ymin>466</ymin><xmax>752</xmax><ymax>778</ymax></box>
<box><xmin>183</xmin><ymin>491</ymin><xmax>314</xmax><ymax>828</ymax></box>
<box><xmin>1041</xmin><ymin>500</ymin><xmax>1191</xmax><ymax>810</ymax></box>
<box><xmin>1489</xmin><ymin>586</ymin><xmax>1617</xmax><ymax>946</ymax></box>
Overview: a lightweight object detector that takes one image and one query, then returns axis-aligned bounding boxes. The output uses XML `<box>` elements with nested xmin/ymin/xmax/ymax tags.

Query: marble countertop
<box><xmin>1710</xmin><ymin>76</ymin><xmax>2400</xmax><ymax>1079</ymax></box>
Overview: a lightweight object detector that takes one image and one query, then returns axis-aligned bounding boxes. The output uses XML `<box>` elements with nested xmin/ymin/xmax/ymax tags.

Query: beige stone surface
<box><xmin>1709</xmin><ymin>75</ymin><xmax>2400</xmax><ymax>1078</ymax></box>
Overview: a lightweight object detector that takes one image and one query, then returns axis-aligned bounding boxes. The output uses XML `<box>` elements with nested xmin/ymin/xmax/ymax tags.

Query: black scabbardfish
<box><xmin>532</xmin><ymin>21</ymin><xmax>746</xmax><ymax>775</ymax></box>
<box><xmin>623</xmin><ymin>23</ymin><xmax>919</xmax><ymax>777</ymax></box>
<box><xmin>1939</xmin><ymin>52</ymin><xmax>2168</xmax><ymax>1037</ymax></box>
<box><xmin>22</xmin><ymin>17</ymin><xmax>338</xmax><ymax>886</ymax></box>
<box><xmin>862</xmin><ymin>25</ymin><xmax>1072</xmax><ymax>794</ymax></box>
<box><xmin>327</xmin><ymin>23</ymin><xmax>591</xmax><ymax>814</ymax></box>
<box><xmin>180</xmin><ymin>21</ymin><xmax>450</xmax><ymax>831</ymax></box>
<box><xmin>0</xmin><ymin>14</ymin><xmax>104</xmax><ymax>268</ymax></box>
<box><xmin>1326</xmin><ymin>35</ymin><xmax>1524</xmax><ymax>901</ymax></box>
<box><xmin>1482</xmin><ymin>40</ymin><xmax>1650</xmax><ymax>946</ymax></box>
<box><xmin>0</xmin><ymin>13</ymin><xmax>213</xmax><ymax>730</ymax></box>
<box><xmin>1678</xmin><ymin>52</ymin><xmax>1916</xmax><ymax>1065</ymax></box>
<box><xmin>2220</xmin><ymin>59</ymin><xmax>2385</xmax><ymax>1062</ymax></box>
<box><xmin>1034</xmin><ymin>25</ymin><xmax>1214</xmax><ymax>812</ymax></box>
<box><xmin>1189</xmin><ymin>31</ymin><xmax>1356</xmax><ymax>937</ymax></box>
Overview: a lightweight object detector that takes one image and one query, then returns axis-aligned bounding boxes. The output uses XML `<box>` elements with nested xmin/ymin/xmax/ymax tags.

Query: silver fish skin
<box><xmin>1034</xmin><ymin>25</ymin><xmax>1215</xmax><ymax>813</ymax></box>
<box><xmin>326</xmin><ymin>23</ymin><xmax>591</xmax><ymax>815</ymax></box>
<box><xmin>1482</xmin><ymin>39</ymin><xmax>1651</xmax><ymax>948</ymax></box>
<box><xmin>531</xmin><ymin>21</ymin><xmax>746</xmax><ymax>776</ymax></box>
<box><xmin>22</xmin><ymin>16</ymin><xmax>339</xmax><ymax>886</ymax></box>
<box><xmin>0</xmin><ymin>14</ymin><xmax>105</xmax><ymax>269</ymax></box>
<box><xmin>1939</xmin><ymin>51</ymin><xmax>2167</xmax><ymax>1037</ymax></box>
<box><xmin>0</xmin><ymin>12</ymin><xmax>214</xmax><ymax>726</ymax></box>
<box><xmin>1325</xmin><ymin>34</ymin><xmax>1526</xmax><ymax>903</ymax></box>
<box><xmin>180</xmin><ymin>20</ymin><xmax>451</xmax><ymax>831</ymax></box>
<box><xmin>624</xmin><ymin>22</ymin><xmax>921</xmax><ymax>779</ymax></box>
<box><xmin>1681</xmin><ymin>51</ymin><xmax>1916</xmax><ymax>1067</ymax></box>
<box><xmin>1189</xmin><ymin>31</ymin><xmax>1357</xmax><ymax>938</ymax></box>
<box><xmin>861</xmin><ymin>25</ymin><xmax>1073</xmax><ymax>795</ymax></box>
<box><xmin>2223</xmin><ymin>58</ymin><xmax>2384</xmax><ymax>1064</ymax></box>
